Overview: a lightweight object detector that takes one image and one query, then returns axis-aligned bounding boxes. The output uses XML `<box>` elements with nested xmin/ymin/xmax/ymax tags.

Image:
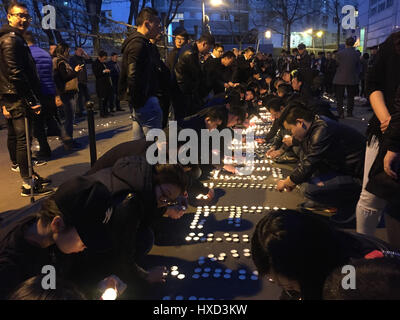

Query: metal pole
<box><xmin>24</xmin><ymin>116</ymin><xmax>35</xmax><ymax>203</ymax></box>
<box><xmin>202</xmin><ymin>0</ymin><xmax>205</xmax><ymax>34</ymax></box>
<box><xmin>86</xmin><ymin>101</ymin><xmax>97</xmax><ymax>167</ymax></box>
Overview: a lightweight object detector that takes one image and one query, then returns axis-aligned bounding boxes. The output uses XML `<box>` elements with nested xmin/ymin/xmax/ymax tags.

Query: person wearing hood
<box><xmin>71</xmin><ymin>158</ymin><xmax>189</xmax><ymax>298</ymax></box>
<box><xmin>119</xmin><ymin>7</ymin><xmax>162</xmax><ymax>141</ymax></box>
<box><xmin>0</xmin><ymin>1</ymin><xmax>52</xmax><ymax>197</ymax></box>
<box><xmin>0</xmin><ymin>176</ymin><xmax>125</xmax><ymax>300</ymax></box>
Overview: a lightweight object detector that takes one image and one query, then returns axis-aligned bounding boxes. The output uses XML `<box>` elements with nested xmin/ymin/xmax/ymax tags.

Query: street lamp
<box><xmin>265</xmin><ymin>30</ymin><xmax>272</xmax><ymax>39</ymax></box>
<box><xmin>210</xmin><ymin>0</ymin><xmax>223</xmax><ymax>6</ymax></box>
<box><xmin>316</xmin><ymin>30</ymin><xmax>324</xmax><ymax>51</ymax></box>
<box><xmin>202</xmin><ymin>0</ymin><xmax>224</xmax><ymax>34</ymax></box>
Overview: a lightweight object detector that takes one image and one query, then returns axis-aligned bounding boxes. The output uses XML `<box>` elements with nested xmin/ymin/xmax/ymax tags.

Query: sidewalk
<box><xmin>0</xmin><ymin>109</ymin><xmax>133</xmax><ymax>212</ymax></box>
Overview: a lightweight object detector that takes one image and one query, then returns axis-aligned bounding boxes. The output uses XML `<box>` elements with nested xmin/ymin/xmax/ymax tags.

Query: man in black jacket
<box><xmin>93</xmin><ymin>50</ymin><xmax>113</xmax><ymax>118</ymax></box>
<box><xmin>0</xmin><ymin>2</ymin><xmax>52</xmax><ymax>197</ymax></box>
<box><xmin>119</xmin><ymin>7</ymin><xmax>162</xmax><ymax>140</ymax></box>
<box><xmin>296</xmin><ymin>43</ymin><xmax>313</xmax><ymax>92</ymax></box>
<box><xmin>233</xmin><ymin>47</ymin><xmax>255</xmax><ymax>85</ymax></box>
<box><xmin>166</xmin><ymin>27</ymin><xmax>188</xmax><ymax>73</ymax></box>
<box><xmin>106</xmin><ymin>52</ymin><xmax>124</xmax><ymax>112</ymax></box>
<box><xmin>277</xmin><ymin>106</ymin><xmax>365</xmax><ymax>221</ymax></box>
<box><xmin>204</xmin><ymin>50</ymin><xmax>235</xmax><ymax>96</ymax></box>
<box><xmin>172</xmin><ymin>33</ymin><xmax>215</xmax><ymax>120</ymax></box>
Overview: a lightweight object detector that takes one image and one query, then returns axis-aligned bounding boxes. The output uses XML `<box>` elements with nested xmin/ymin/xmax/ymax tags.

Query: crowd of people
<box><xmin>0</xmin><ymin>2</ymin><xmax>400</xmax><ymax>300</ymax></box>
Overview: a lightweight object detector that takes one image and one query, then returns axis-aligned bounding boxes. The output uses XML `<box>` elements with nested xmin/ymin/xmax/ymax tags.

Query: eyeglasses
<box><xmin>158</xmin><ymin>185</ymin><xmax>187</xmax><ymax>210</ymax></box>
<box><xmin>10</xmin><ymin>13</ymin><xmax>32</xmax><ymax>21</ymax></box>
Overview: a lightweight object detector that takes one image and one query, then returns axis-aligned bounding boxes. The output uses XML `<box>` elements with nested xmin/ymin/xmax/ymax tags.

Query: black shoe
<box><xmin>34</xmin><ymin>175</ymin><xmax>52</xmax><ymax>186</ymax></box>
<box><xmin>329</xmin><ymin>209</ymin><xmax>356</xmax><ymax>224</ymax></box>
<box><xmin>275</xmin><ymin>155</ymin><xmax>298</xmax><ymax>164</ymax></box>
<box><xmin>34</xmin><ymin>151</ymin><xmax>51</xmax><ymax>161</ymax></box>
<box><xmin>21</xmin><ymin>184</ymin><xmax>54</xmax><ymax>197</ymax></box>
<box><xmin>63</xmin><ymin>139</ymin><xmax>73</xmax><ymax>151</ymax></box>
<box><xmin>72</xmin><ymin>141</ymin><xmax>83</xmax><ymax>149</ymax></box>
<box><xmin>32</xmin><ymin>158</ymin><xmax>47</xmax><ymax>167</ymax></box>
<box><xmin>298</xmin><ymin>201</ymin><xmax>337</xmax><ymax>217</ymax></box>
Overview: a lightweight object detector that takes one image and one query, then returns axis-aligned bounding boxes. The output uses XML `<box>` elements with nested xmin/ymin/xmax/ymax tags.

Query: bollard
<box><xmin>86</xmin><ymin>101</ymin><xmax>97</xmax><ymax>167</ymax></box>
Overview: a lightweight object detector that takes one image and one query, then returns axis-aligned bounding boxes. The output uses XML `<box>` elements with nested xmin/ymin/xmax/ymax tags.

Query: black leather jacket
<box><xmin>119</xmin><ymin>30</ymin><xmax>158</xmax><ymax>110</ymax></box>
<box><xmin>174</xmin><ymin>42</ymin><xmax>202</xmax><ymax>96</ymax></box>
<box><xmin>0</xmin><ymin>24</ymin><xmax>40</xmax><ymax>110</ymax></box>
<box><xmin>290</xmin><ymin>115</ymin><xmax>365</xmax><ymax>185</ymax></box>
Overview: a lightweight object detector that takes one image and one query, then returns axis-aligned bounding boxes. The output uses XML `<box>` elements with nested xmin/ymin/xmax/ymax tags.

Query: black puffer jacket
<box><xmin>290</xmin><ymin>115</ymin><xmax>365</xmax><ymax>185</ymax></box>
<box><xmin>0</xmin><ymin>24</ymin><xmax>40</xmax><ymax>110</ymax></box>
<box><xmin>119</xmin><ymin>30</ymin><xmax>158</xmax><ymax>110</ymax></box>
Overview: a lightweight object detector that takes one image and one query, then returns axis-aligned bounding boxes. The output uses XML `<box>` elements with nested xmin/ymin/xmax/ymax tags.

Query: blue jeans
<box><xmin>131</xmin><ymin>96</ymin><xmax>162</xmax><ymax>140</ymax></box>
<box><xmin>304</xmin><ymin>172</ymin><xmax>361</xmax><ymax>208</ymax></box>
<box><xmin>61</xmin><ymin>92</ymin><xmax>77</xmax><ymax>139</ymax></box>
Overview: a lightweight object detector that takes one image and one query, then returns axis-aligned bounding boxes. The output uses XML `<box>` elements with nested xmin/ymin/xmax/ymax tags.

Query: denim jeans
<box><xmin>60</xmin><ymin>91</ymin><xmax>77</xmax><ymax>139</ymax></box>
<box><xmin>131</xmin><ymin>96</ymin><xmax>162</xmax><ymax>140</ymax></box>
<box><xmin>355</xmin><ymin>137</ymin><xmax>387</xmax><ymax>235</ymax></box>
<box><xmin>7</xmin><ymin>116</ymin><xmax>32</xmax><ymax>182</ymax></box>
<box><xmin>304</xmin><ymin>172</ymin><xmax>361</xmax><ymax>208</ymax></box>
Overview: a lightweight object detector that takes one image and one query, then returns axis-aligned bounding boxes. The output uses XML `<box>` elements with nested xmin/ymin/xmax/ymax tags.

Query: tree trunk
<box><xmin>337</xmin><ymin>20</ymin><xmax>340</xmax><ymax>49</ymax></box>
<box><xmin>86</xmin><ymin>0</ymin><xmax>102</xmax><ymax>53</ymax></box>
<box><xmin>32</xmin><ymin>0</ymin><xmax>56</xmax><ymax>45</ymax></box>
<box><xmin>283</xmin><ymin>22</ymin><xmax>291</xmax><ymax>51</ymax></box>
<box><xmin>128</xmin><ymin>0</ymin><xmax>139</xmax><ymax>29</ymax></box>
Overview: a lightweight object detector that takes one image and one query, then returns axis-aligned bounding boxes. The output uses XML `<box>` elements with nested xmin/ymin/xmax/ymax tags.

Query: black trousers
<box><xmin>77</xmin><ymin>83</ymin><xmax>90</xmax><ymax>114</ymax></box>
<box><xmin>98</xmin><ymin>95</ymin><xmax>112</xmax><ymax>117</ymax></box>
<box><xmin>110</xmin><ymin>78</ymin><xmax>120</xmax><ymax>111</ymax></box>
<box><xmin>32</xmin><ymin>94</ymin><xmax>59</xmax><ymax>156</ymax></box>
<box><xmin>7</xmin><ymin>116</ymin><xmax>32</xmax><ymax>181</ymax></box>
<box><xmin>335</xmin><ymin>84</ymin><xmax>357</xmax><ymax>115</ymax></box>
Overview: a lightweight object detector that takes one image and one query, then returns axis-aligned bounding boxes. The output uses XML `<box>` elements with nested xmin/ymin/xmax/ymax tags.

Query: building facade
<box><xmin>358</xmin><ymin>0</ymin><xmax>400</xmax><ymax>48</ymax></box>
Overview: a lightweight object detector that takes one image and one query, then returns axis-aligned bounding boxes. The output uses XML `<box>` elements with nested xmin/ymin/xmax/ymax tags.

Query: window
<box><xmin>220</xmin><ymin>13</ymin><xmax>230</xmax><ymax>21</ymax></box>
<box><xmin>172</xmin><ymin>13</ymin><xmax>183</xmax><ymax>22</ymax></box>
<box><xmin>387</xmin><ymin>0</ymin><xmax>393</xmax><ymax>7</ymax></box>
<box><xmin>378</xmin><ymin>2</ymin><xmax>386</xmax><ymax>12</ymax></box>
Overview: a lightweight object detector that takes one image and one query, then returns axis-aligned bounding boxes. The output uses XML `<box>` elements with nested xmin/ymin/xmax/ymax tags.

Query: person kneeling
<box><xmin>276</xmin><ymin>106</ymin><xmax>365</xmax><ymax>223</ymax></box>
